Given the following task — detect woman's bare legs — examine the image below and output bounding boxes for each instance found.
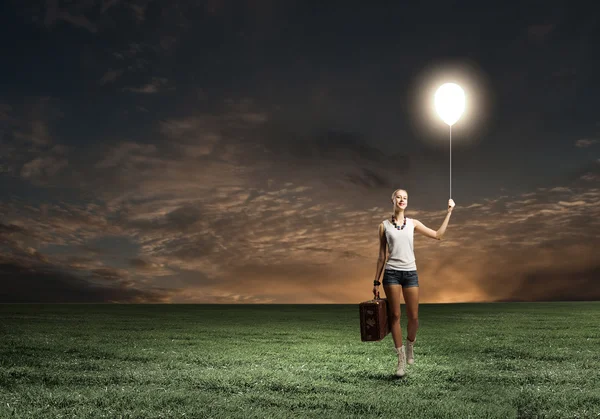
[383,284,403,348]
[402,286,419,341]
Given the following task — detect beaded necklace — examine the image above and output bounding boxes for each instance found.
[391,215,406,230]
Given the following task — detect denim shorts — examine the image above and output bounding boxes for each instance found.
[382,269,419,288]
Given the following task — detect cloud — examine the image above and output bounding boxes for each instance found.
[90,266,129,282]
[0,103,11,121]
[0,261,170,303]
[3,2,600,304]
[580,173,600,182]
[129,3,147,23]
[0,97,68,182]
[1,99,405,302]
[44,0,98,33]
[94,141,158,168]
[99,69,124,85]
[122,77,173,94]
[129,258,165,271]
[416,183,600,303]
[2,97,599,303]
[13,120,52,147]
[9,96,63,147]
[0,216,175,303]
[20,155,69,180]
[527,23,556,43]
[159,36,177,51]
[101,0,122,13]
[500,263,600,302]
[576,138,599,148]
[564,159,600,185]
[39,0,154,35]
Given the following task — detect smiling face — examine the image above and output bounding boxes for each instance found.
[391,189,408,210]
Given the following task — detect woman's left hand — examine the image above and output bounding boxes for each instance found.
[448,199,455,213]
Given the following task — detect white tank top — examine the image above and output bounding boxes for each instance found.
[383,218,417,271]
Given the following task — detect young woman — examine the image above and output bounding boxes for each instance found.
[373,188,455,377]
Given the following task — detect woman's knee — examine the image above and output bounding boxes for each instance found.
[389,311,401,323]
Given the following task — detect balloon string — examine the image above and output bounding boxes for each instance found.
[449,124,452,200]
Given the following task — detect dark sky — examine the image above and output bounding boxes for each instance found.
[1,0,599,304]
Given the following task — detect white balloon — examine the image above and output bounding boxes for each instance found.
[435,83,465,126]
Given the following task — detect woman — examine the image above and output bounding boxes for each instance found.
[373,188,455,377]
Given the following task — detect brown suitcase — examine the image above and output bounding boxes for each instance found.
[359,291,391,342]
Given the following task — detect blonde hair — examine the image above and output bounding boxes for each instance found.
[390,188,408,203]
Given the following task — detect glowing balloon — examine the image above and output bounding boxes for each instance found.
[434,83,465,126]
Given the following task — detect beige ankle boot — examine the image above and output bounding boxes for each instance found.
[395,346,406,377]
[406,338,415,365]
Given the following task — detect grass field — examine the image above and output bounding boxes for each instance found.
[0,302,599,418]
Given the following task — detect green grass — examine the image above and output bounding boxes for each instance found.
[1,302,599,418]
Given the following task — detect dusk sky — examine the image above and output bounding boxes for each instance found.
[1,1,599,304]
